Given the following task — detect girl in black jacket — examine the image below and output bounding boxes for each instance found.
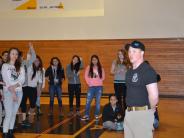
[45,57,65,117]
[102,94,124,131]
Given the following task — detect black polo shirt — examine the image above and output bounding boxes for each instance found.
[125,62,157,107]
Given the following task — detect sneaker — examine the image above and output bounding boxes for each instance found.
[115,122,124,131]
[59,112,64,118]
[81,115,89,121]
[37,107,43,116]
[8,129,14,138]
[21,120,31,127]
[76,111,80,116]
[48,112,53,117]
[67,111,74,117]
[95,116,99,121]
[59,107,64,117]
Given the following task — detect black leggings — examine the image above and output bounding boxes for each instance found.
[20,86,37,113]
[68,84,81,111]
[114,83,126,109]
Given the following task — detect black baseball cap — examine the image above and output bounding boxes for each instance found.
[129,40,145,51]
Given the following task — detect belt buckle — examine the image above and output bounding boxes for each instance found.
[135,106,148,111]
[127,107,135,111]
[132,107,136,111]
[127,107,130,111]
[127,106,148,112]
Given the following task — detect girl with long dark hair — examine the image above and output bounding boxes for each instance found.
[45,57,65,117]
[66,55,83,116]
[20,45,40,127]
[102,94,124,131]
[81,55,105,121]
[35,55,45,115]
[2,48,25,138]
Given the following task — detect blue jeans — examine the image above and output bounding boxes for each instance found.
[153,118,159,129]
[3,90,22,133]
[49,85,62,107]
[85,86,103,117]
[103,121,124,131]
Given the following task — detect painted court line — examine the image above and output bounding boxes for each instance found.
[72,114,102,138]
[14,109,85,138]
[34,109,85,138]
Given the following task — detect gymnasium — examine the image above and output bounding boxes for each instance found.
[0,0,184,138]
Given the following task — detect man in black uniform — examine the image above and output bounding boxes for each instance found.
[124,40,159,138]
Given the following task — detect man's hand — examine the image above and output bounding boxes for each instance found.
[12,93,18,102]
[147,83,159,109]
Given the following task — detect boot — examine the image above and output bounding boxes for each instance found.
[8,129,14,138]
[18,113,23,124]
[21,120,31,127]
[37,106,43,116]
[28,108,35,123]
[28,114,34,124]
[76,110,81,117]
[67,111,73,117]
[3,133,9,138]
[21,112,31,127]
[22,113,26,122]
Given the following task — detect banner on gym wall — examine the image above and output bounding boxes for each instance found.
[0,0,104,18]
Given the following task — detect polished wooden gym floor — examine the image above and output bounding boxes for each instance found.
[0,97,184,138]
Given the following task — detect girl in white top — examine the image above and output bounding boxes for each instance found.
[20,43,38,127]
[20,55,41,126]
[35,55,45,115]
[1,48,25,138]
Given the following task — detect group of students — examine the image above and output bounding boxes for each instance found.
[0,43,104,138]
[0,44,46,138]
[0,41,159,138]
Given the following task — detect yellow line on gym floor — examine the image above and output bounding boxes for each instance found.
[72,114,102,138]
[14,133,73,138]
[42,109,85,134]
